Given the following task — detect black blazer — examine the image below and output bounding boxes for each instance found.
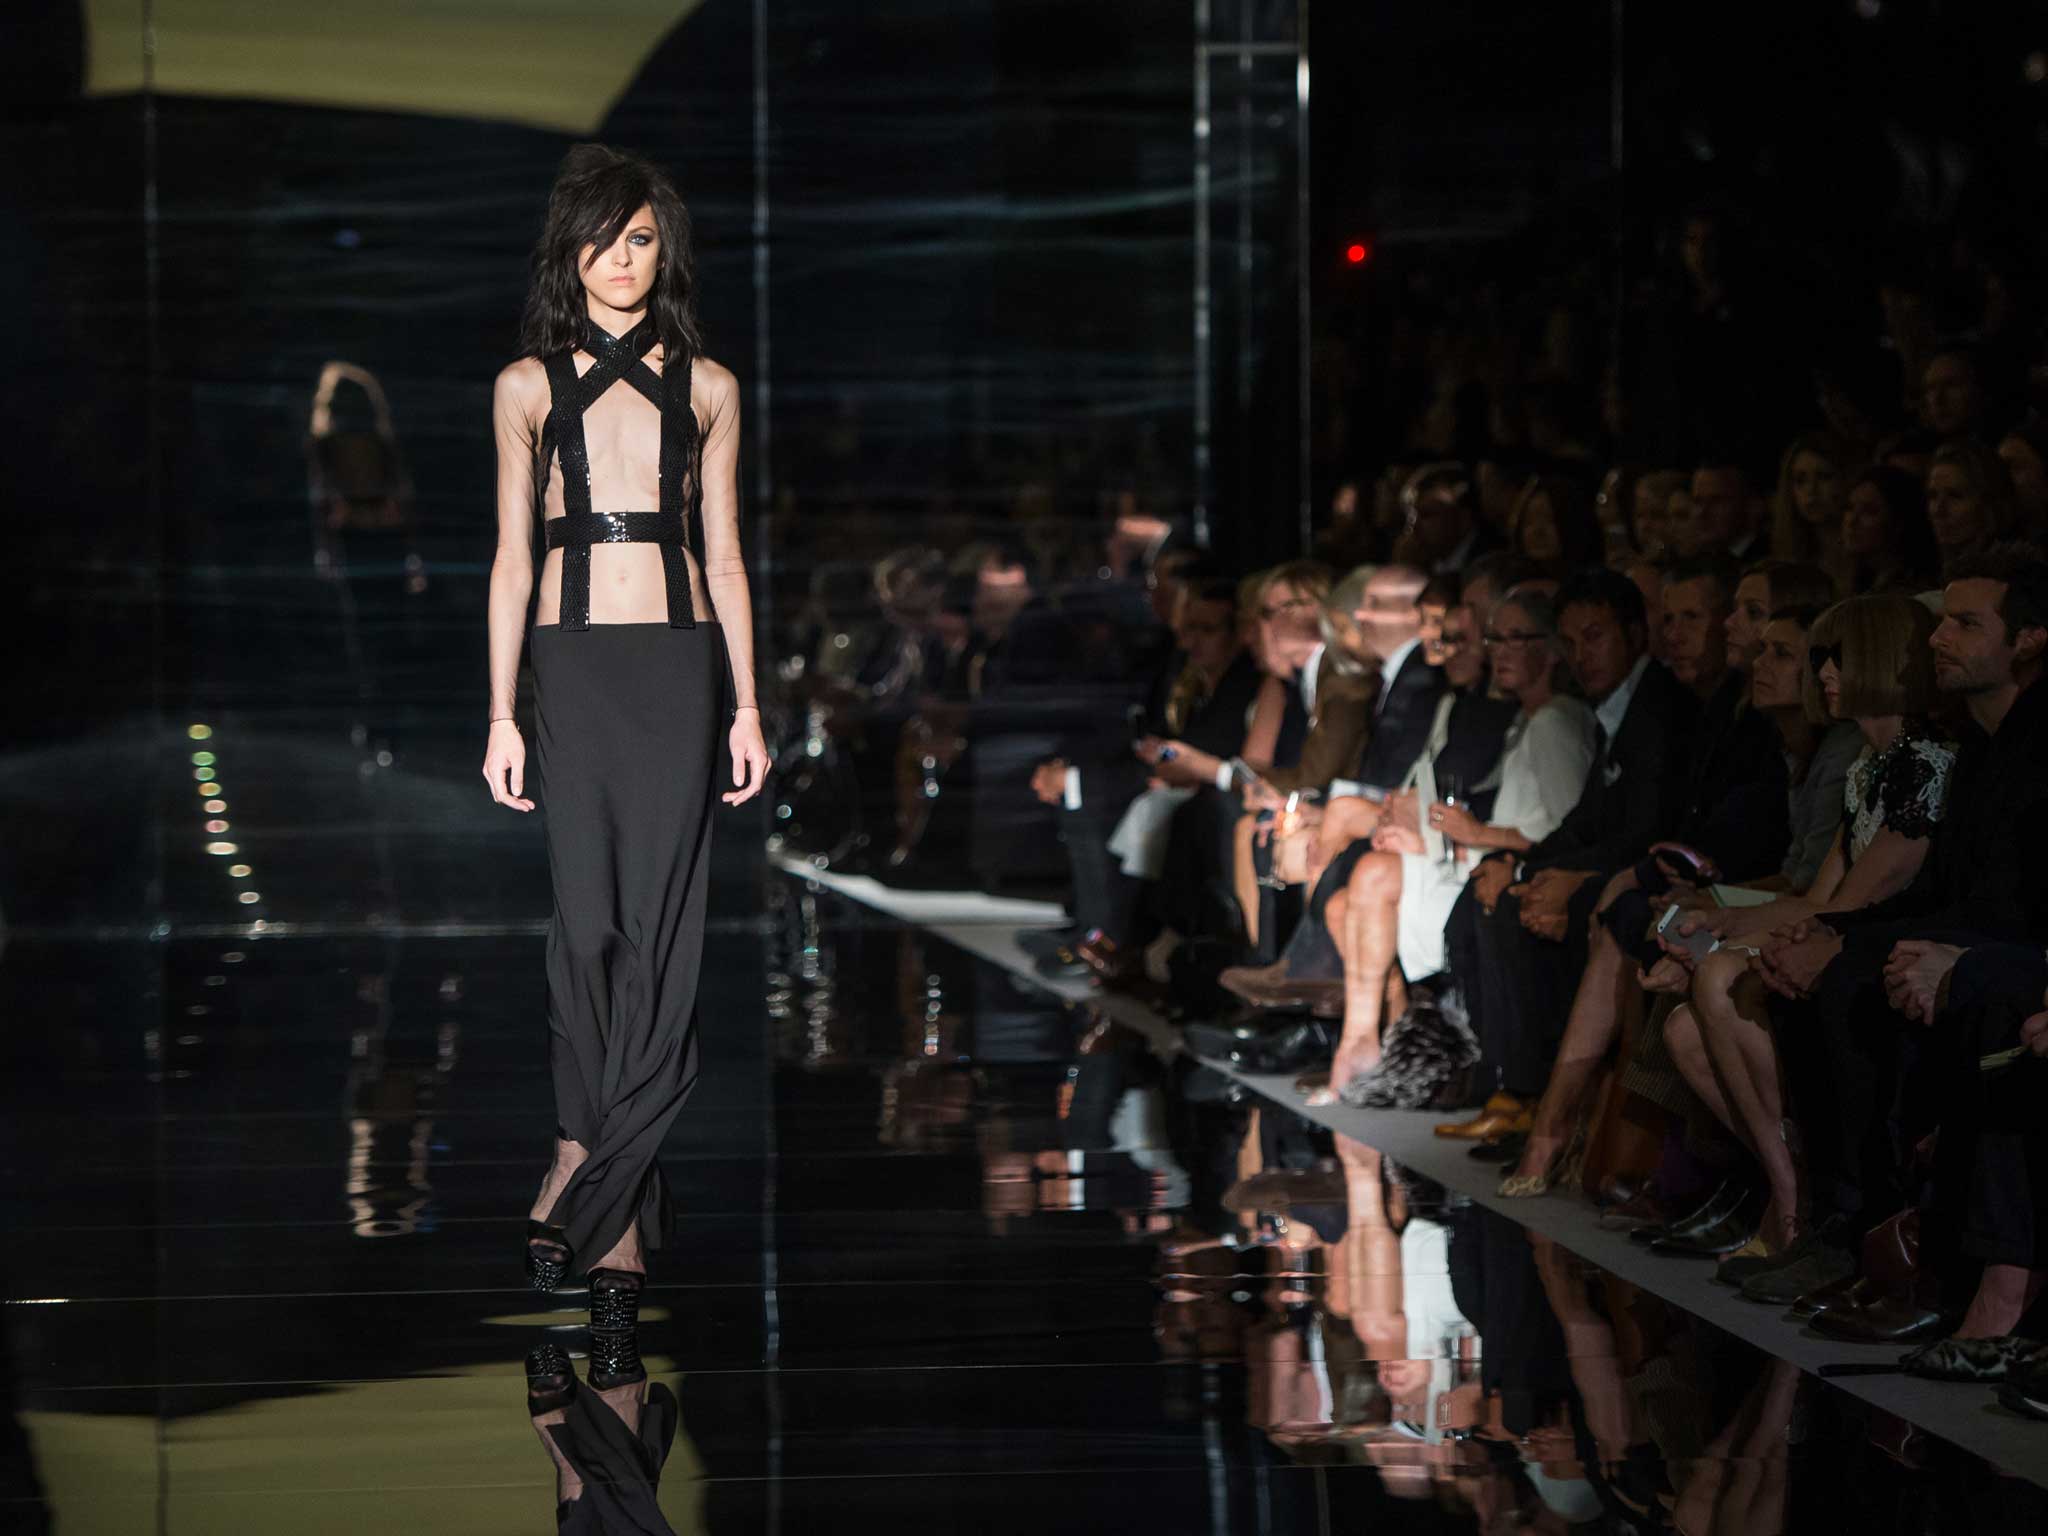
[1671,670,1790,882]
[1354,644,1448,793]
[1525,658,1698,876]
[1827,679,2048,943]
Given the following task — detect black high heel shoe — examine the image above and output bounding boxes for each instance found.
[586,1267,647,1390]
[525,1340,579,1416]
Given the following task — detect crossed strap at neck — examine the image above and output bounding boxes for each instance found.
[572,315,662,409]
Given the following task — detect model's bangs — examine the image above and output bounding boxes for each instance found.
[571,171,653,263]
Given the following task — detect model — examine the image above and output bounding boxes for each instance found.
[482,142,767,1524]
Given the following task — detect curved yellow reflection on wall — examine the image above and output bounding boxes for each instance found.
[84,1,701,135]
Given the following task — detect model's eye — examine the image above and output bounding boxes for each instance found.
[630,233,653,246]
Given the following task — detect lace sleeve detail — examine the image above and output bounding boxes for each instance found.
[1875,737,1955,840]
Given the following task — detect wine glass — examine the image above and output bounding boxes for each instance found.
[1437,771,1465,866]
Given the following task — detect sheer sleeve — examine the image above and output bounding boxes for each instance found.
[486,359,542,720]
[696,360,757,710]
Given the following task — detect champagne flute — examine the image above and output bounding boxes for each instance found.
[1437,771,1465,866]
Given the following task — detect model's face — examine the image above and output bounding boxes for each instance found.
[1932,578,2018,694]
[1789,450,1844,527]
[1727,574,1771,669]
[1485,600,1550,697]
[1926,462,1987,552]
[1841,480,1891,557]
[1750,618,1808,711]
[580,202,660,315]
[1175,596,1239,676]
[1557,602,1640,700]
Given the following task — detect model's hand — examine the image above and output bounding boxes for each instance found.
[482,719,534,812]
[723,710,771,805]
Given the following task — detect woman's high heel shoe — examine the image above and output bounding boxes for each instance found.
[1497,1125,1586,1198]
[586,1267,647,1390]
[526,1340,580,1416]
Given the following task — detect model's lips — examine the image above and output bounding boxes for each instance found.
[608,275,637,284]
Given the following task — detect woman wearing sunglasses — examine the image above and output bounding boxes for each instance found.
[1647,594,1954,1286]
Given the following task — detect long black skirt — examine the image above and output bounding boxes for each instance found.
[530,620,723,1271]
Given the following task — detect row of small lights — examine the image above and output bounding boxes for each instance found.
[188,722,266,927]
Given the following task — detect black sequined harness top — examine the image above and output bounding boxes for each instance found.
[536,317,701,629]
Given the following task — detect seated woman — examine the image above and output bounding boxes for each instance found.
[1305,588,1597,1104]
[1489,568,1842,1196]
[1653,594,1953,1273]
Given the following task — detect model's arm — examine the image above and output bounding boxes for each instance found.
[482,360,541,811]
[697,361,770,804]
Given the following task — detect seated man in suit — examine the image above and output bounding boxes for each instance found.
[1030,567,1262,955]
[1221,566,1449,996]
[1437,567,1699,1143]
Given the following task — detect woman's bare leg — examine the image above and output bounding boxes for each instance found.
[1664,1003,1748,1151]
[1504,923,1631,1180]
[530,1408,585,1505]
[1232,813,1260,947]
[1309,852,1402,1102]
[1694,956,1799,1243]
[531,1136,588,1225]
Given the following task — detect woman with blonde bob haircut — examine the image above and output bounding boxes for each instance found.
[1648,593,1956,1285]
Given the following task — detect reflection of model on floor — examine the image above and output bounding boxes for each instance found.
[525,1339,680,1534]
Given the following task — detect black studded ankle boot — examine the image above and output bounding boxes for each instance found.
[586,1267,647,1389]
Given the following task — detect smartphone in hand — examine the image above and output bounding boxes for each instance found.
[1656,901,1718,962]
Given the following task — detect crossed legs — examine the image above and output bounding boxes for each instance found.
[1666,950,1801,1246]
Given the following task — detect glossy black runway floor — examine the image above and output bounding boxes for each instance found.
[8,849,2048,1531]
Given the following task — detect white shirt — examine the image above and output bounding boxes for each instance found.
[1593,652,1651,743]
[1299,642,1326,714]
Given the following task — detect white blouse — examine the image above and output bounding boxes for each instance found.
[1485,695,1598,849]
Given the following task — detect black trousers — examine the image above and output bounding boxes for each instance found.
[1057,760,1144,940]
[1446,873,1603,1100]
[1795,920,1980,1227]
[1929,943,2048,1274]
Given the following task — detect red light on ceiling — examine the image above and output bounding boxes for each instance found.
[1345,240,1372,265]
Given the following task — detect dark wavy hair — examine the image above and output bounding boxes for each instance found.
[518,143,702,361]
